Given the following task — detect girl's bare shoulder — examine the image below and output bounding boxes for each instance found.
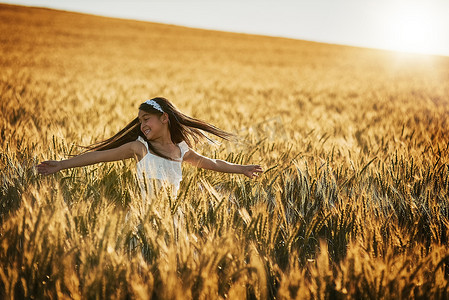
[126,140,148,160]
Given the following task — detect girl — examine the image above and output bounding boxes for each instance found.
[37,97,263,198]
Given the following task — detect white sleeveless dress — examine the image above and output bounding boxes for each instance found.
[135,136,189,199]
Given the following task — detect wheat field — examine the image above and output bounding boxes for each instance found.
[1,4,449,299]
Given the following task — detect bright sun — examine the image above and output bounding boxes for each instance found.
[383,2,443,55]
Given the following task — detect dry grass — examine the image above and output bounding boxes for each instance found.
[1,4,449,299]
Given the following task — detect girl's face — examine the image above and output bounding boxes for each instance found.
[138,110,167,140]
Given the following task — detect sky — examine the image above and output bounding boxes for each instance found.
[2,0,449,57]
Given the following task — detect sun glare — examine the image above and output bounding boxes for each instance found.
[383,2,443,55]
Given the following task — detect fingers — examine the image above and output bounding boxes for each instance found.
[37,161,51,168]
[245,165,264,179]
[252,165,264,174]
[36,165,49,175]
[38,169,54,176]
[250,172,260,179]
[36,161,55,175]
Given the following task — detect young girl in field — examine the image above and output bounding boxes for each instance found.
[37,97,263,199]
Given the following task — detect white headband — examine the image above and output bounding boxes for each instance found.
[144,99,164,113]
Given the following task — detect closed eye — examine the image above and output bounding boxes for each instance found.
[138,112,153,123]
[138,117,150,123]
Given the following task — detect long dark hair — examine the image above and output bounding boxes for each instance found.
[84,97,234,160]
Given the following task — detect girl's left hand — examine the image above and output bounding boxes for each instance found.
[242,165,263,179]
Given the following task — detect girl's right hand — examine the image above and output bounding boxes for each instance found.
[36,160,62,176]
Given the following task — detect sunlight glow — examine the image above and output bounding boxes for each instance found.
[382,2,444,55]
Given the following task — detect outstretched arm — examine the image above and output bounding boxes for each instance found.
[37,141,144,175]
[183,149,263,179]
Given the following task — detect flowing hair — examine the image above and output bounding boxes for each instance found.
[84,97,234,160]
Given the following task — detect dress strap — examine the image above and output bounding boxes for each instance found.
[178,141,190,159]
[136,136,149,151]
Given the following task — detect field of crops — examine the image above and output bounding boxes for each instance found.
[1,4,449,299]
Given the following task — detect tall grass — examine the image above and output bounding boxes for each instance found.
[1,4,449,299]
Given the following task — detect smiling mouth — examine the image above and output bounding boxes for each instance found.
[144,129,151,135]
